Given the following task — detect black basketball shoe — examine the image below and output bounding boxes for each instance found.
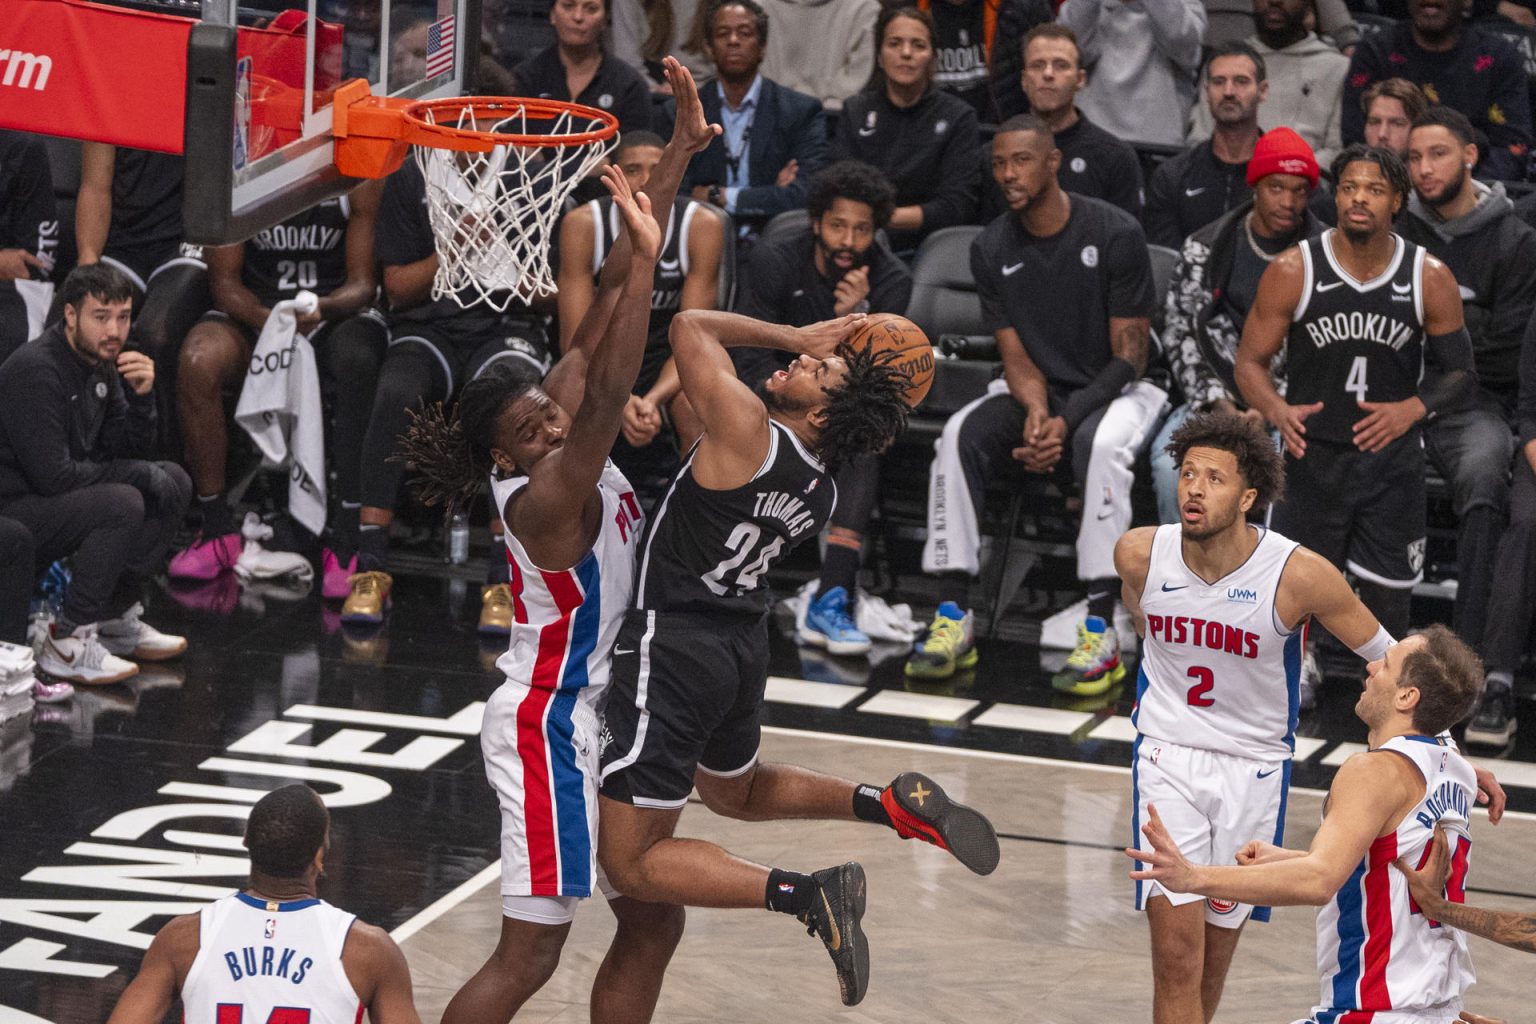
[798,861,869,1006]
[882,771,1001,875]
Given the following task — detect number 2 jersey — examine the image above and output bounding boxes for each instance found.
[1286,230,1428,446]
[181,892,360,1024]
[1132,523,1303,761]
[1311,735,1476,1022]
[636,420,836,615]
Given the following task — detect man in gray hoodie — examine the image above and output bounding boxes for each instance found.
[1399,105,1536,748]
[1186,0,1349,167]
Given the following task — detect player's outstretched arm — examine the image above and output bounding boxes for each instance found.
[1237,251,1321,458]
[1113,527,1156,639]
[1395,826,1535,952]
[106,914,198,1024]
[343,922,424,1024]
[1128,753,1408,906]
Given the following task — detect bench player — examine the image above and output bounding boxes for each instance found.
[105,784,421,1024]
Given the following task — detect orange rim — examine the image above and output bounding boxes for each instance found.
[402,96,619,150]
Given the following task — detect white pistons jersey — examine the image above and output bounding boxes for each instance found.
[491,461,643,704]
[1311,735,1476,1023]
[1133,524,1303,760]
[181,893,359,1024]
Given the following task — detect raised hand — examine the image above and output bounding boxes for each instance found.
[116,350,156,396]
[794,312,866,361]
[602,165,661,265]
[622,394,662,447]
[832,266,870,317]
[664,56,720,155]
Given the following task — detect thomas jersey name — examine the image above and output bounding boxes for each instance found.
[752,490,817,539]
[221,944,314,986]
[1145,613,1260,660]
[1300,311,1416,351]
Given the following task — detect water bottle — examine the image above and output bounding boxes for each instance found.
[447,512,470,564]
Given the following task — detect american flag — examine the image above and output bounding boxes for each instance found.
[425,15,456,79]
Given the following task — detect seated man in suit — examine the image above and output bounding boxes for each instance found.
[680,0,829,246]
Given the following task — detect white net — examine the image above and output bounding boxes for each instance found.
[412,101,616,311]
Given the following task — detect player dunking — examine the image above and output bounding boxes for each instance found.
[105,785,421,1024]
[1129,625,1486,1024]
[595,306,1000,1008]
[400,57,718,1024]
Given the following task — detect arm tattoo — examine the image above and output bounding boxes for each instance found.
[1431,901,1536,953]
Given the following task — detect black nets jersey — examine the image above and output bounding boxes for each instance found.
[241,196,350,307]
[585,195,699,353]
[635,421,836,616]
[1286,230,1427,446]
[104,149,184,273]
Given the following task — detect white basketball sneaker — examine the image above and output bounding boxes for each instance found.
[38,623,139,685]
[98,604,188,662]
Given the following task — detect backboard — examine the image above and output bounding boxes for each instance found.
[0,0,481,245]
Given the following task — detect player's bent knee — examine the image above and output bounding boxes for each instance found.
[693,765,758,820]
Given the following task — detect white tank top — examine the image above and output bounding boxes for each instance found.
[1313,735,1477,1022]
[490,461,643,704]
[1133,523,1303,760]
[182,893,360,1024]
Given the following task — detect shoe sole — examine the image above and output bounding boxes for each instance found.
[826,862,869,1007]
[342,611,385,625]
[478,623,512,638]
[903,646,977,680]
[797,627,871,656]
[103,642,187,662]
[1464,723,1516,747]
[890,771,1001,875]
[39,664,138,686]
[1051,659,1127,696]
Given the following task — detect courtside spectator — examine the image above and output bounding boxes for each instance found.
[980,23,1142,221]
[1361,78,1429,159]
[1400,106,1536,742]
[0,265,189,687]
[1056,0,1206,148]
[915,115,1166,689]
[1153,128,1325,525]
[734,161,913,654]
[1342,0,1532,181]
[0,130,57,364]
[758,0,883,112]
[1187,0,1349,167]
[680,0,829,242]
[834,6,981,253]
[168,187,386,589]
[1204,0,1358,49]
[916,0,1053,123]
[611,0,716,86]
[1145,42,1267,249]
[513,0,654,134]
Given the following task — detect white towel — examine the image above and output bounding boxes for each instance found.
[234,293,326,536]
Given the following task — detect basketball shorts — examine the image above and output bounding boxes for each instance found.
[599,609,770,809]
[1272,436,1426,589]
[1132,736,1290,928]
[481,679,603,900]
[198,310,336,350]
[101,242,205,295]
[389,320,551,396]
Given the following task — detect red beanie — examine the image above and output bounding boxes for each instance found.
[1246,127,1320,189]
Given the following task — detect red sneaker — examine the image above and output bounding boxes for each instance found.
[880,771,1000,876]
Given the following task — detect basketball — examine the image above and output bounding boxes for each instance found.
[849,313,934,407]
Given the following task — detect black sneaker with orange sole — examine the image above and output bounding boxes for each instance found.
[881,771,1000,875]
[798,861,869,1006]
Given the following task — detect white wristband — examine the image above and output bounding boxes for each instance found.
[1350,625,1395,663]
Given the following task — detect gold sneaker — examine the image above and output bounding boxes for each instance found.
[479,583,514,637]
[341,571,392,625]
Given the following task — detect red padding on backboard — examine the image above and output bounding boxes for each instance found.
[0,0,192,153]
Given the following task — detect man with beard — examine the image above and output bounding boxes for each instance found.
[1186,0,1348,168]
[1342,0,1531,182]
[1399,105,1536,747]
[1115,410,1400,1024]
[915,114,1167,686]
[734,160,912,654]
[1236,145,1475,694]
[1144,43,1268,250]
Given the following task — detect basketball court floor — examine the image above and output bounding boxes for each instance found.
[1,560,1533,1024]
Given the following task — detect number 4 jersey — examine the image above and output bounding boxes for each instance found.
[181,892,360,1024]
[1133,524,1304,761]
[636,421,836,615]
[1286,230,1428,446]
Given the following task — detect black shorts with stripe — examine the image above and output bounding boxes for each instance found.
[598,608,769,808]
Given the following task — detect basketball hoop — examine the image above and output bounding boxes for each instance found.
[332,80,619,310]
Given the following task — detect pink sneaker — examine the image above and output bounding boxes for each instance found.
[32,676,74,703]
[322,549,357,601]
[168,533,241,581]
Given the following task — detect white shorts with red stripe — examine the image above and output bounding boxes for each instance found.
[482,679,603,900]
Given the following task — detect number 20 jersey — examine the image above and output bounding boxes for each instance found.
[636,421,836,615]
[1132,524,1303,761]
[181,893,360,1024]
[1286,230,1428,446]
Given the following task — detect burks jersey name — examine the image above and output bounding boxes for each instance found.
[1144,613,1260,660]
[221,943,314,986]
[752,490,817,539]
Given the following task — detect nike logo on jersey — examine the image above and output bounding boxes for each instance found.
[1315,281,1344,293]
[1160,582,1188,592]
[1183,187,1208,197]
[858,126,877,137]
[614,647,636,657]
[1256,768,1279,779]
[1002,262,1024,276]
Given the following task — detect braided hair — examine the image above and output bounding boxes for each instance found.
[813,343,912,470]
[395,362,540,516]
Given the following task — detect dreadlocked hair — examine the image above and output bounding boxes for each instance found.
[814,342,912,470]
[394,363,540,518]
